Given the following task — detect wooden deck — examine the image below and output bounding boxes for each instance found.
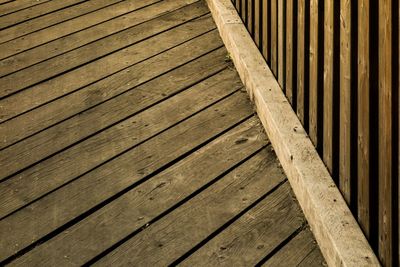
[0,1,326,266]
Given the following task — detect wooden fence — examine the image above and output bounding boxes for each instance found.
[231,0,399,266]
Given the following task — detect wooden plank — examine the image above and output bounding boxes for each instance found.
[0,40,227,150]
[0,0,187,76]
[0,0,50,16]
[296,0,306,126]
[254,0,260,47]
[1,92,256,264]
[0,0,123,45]
[8,115,263,266]
[339,0,352,205]
[261,0,269,62]
[262,228,325,267]
[0,0,86,29]
[94,153,287,266]
[309,0,319,148]
[0,0,161,59]
[248,0,253,35]
[0,68,242,219]
[323,0,334,174]
[285,0,294,105]
[277,0,284,87]
[241,0,246,20]
[378,0,393,265]
[270,0,277,75]
[180,183,309,267]
[0,15,216,122]
[357,0,371,237]
[0,0,207,94]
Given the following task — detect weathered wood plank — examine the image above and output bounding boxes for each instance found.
[285,0,294,105]
[0,40,226,150]
[277,0,284,87]
[247,0,252,34]
[0,68,242,219]
[323,0,334,174]
[262,228,325,267]
[8,115,263,266]
[0,15,215,122]
[254,0,260,47]
[261,0,269,62]
[0,0,122,49]
[180,183,308,267]
[0,0,207,94]
[0,0,191,75]
[1,92,255,264]
[309,0,320,148]
[0,0,160,59]
[0,0,86,29]
[296,0,306,126]
[0,0,50,16]
[94,152,287,266]
[357,0,371,236]
[378,0,393,265]
[339,0,352,205]
[270,0,277,75]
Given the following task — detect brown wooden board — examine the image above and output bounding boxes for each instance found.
[0,15,216,122]
[9,115,263,266]
[0,0,208,95]
[262,228,325,267]
[0,0,161,59]
[285,0,294,105]
[94,152,286,266]
[261,0,269,62]
[0,0,123,44]
[277,0,284,87]
[0,40,227,150]
[378,0,393,265]
[0,67,241,219]
[0,0,51,17]
[270,0,277,75]
[0,0,86,29]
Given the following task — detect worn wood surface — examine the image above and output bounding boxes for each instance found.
[285,0,294,105]
[0,1,324,265]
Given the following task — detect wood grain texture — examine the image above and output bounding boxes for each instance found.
[0,0,160,60]
[0,0,207,95]
[181,184,312,267]
[0,67,240,219]
[309,0,320,148]
[378,0,393,265]
[277,0,284,87]
[270,0,277,75]
[0,41,227,150]
[0,0,86,29]
[323,0,334,174]
[339,0,352,205]
[254,0,260,47]
[285,0,294,105]
[2,93,256,264]
[261,0,269,62]
[262,228,325,267]
[94,151,286,266]
[0,15,215,122]
[357,0,371,237]
[0,0,122,44]
[296,0,306,126]
[0,0,50,16]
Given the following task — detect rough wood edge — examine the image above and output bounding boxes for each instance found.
[205,0,381,266]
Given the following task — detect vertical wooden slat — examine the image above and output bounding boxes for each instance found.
[254,0,261,47]
[309,0,320,148]
[297,0,305,125]
[323,0,334,174]
[339,0,352,205]
[270,0,277,75]
[261,0,269,62]
[247,0,253,35]
[277,0,284,87]
[378,0,393,265]
[241,0,246,21]
[285,0,294,105]
[235,0,241,12]
[357,0,371,238]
